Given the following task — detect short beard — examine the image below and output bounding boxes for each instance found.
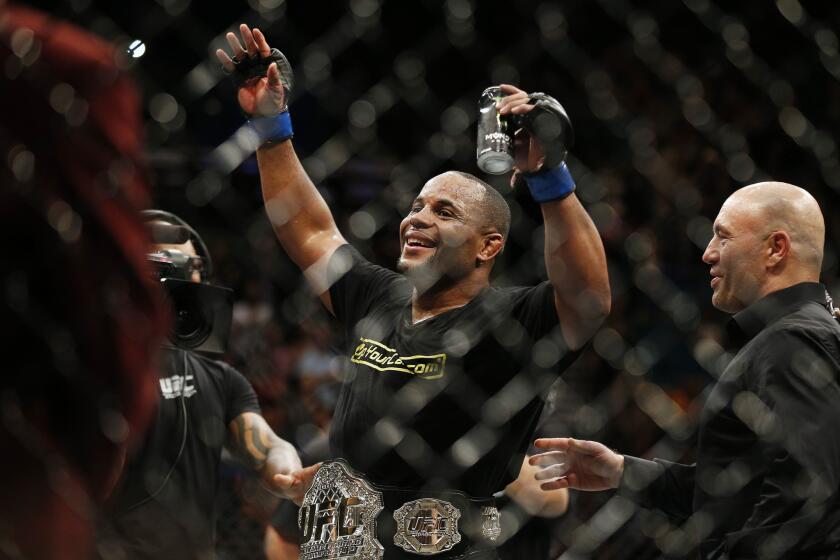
[397,255,444,294]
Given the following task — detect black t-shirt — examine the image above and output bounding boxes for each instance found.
[97,349,260,560]
[328,245,579,496]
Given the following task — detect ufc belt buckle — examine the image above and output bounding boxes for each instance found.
[393,498,462,555]
[298,461,384,560]
[480,506,501,542]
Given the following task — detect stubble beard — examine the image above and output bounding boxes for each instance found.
[712,283,744,314]
[397,252,444,294]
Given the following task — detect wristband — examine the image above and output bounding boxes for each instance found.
[248,111,294,145]
[523,162,576,203]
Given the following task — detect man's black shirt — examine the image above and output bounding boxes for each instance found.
[327,244,579,497]
[97,349,260,560]
[620,282,840,558]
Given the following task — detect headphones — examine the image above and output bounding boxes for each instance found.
[141,209,214,281]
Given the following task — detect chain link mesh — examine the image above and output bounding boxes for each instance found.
[5,0,840,558]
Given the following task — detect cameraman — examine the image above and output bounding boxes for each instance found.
[95,213,302,560]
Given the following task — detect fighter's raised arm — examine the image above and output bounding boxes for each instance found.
[217,24,346,313]
[497,85,610,350]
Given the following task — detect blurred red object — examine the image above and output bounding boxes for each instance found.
[0,5,168,559]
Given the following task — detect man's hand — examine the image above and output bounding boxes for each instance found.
[216,24,287,117]
[497,83,544,187]
[270,463,323,506]
[530,438,625,492]
[504,456,569,518]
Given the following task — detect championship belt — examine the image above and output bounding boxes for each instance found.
[298,460,385,560]
[393,498,462,555]
[299,460,502,559]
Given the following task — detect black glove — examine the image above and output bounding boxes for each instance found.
[519,92,574,170]
[226,47,294,113]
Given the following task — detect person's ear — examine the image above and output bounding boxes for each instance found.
[766,231,790,268]
[477,233,504,266]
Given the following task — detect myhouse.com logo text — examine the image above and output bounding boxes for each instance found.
[351,338,446,380]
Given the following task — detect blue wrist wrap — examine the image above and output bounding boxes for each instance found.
[523,162,576,203]
[248,111,294,145]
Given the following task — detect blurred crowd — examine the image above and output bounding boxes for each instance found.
[5,0,840,558]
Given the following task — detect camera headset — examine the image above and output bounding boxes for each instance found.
[143,210,233,356]
[142,209,214,282]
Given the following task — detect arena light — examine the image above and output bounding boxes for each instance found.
[127,39,146,58]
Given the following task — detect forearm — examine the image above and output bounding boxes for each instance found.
[230,412,302,476]
[264,438,302,478]
[541,194,610,349]
[256,141,345,272]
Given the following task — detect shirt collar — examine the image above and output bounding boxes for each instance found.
[727,282,829,346]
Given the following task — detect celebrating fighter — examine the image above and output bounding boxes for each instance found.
[217,24,609,559]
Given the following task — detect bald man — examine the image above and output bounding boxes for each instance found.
[532,183,840,558]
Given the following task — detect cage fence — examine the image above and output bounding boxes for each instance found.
[3,0,840,558]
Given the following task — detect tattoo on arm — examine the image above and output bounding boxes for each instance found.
[230,413,275,469]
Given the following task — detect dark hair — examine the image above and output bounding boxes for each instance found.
[450,171,511,241]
